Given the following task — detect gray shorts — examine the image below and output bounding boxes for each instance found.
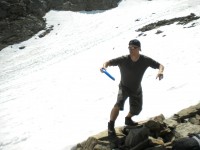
[114,85,143,115]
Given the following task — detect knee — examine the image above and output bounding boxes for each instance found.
[113,105,120,110]
[130,106,142,115]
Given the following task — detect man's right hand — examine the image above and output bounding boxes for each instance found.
[100,62,109,73]
[100,67,105,73]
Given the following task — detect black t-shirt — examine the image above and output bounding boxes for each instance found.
[109,54,160,91]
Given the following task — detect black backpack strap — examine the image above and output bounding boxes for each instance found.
[194,134,200,139]
[192,133,200,140]
[192,134,200,147]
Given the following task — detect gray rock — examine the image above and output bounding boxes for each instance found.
[174,122,200,138]
[164,119,178,129]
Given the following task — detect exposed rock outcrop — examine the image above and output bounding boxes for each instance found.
[48,0,121,11]
[0,0,48,50]
[75,102,200,150]
[0,0,121,50]
[136,13,200,37]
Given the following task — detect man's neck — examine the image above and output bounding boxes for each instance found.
[130,54,140,62]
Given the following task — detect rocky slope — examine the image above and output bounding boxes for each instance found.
[0,0,121,50]
[75,102,200,150]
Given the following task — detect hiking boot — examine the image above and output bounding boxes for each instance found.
[125,117,138,126]
[108,121,116,137]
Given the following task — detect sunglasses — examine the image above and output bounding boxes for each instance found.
[128,46,139,50]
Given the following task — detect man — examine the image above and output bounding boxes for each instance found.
[100,39,164,137]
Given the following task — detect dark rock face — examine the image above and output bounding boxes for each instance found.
[0,15,46,50]
[48,0,121,11]
[0,0,48,50]
[0,0,121,50]
[0,0,48,20]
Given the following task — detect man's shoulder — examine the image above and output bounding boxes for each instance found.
[115,54,129,60]
[109,55,129,65]
[140,54,153,61]
[121,54,129,59]
[140,54,149,59]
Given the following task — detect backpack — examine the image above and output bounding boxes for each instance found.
[172,133,200,150]
[125,126,150,148]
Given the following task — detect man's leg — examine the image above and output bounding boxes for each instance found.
[125,112,138,126]
[126,112,134,118]
[108,85,127,137]
[110,105,120,121]
[108,106,120,137]
[125,89,143,126]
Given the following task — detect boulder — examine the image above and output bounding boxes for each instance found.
[174,123,200,138]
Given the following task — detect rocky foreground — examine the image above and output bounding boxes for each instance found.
[74,102,200,150]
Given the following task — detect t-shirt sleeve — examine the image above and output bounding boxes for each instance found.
[145,56,160,69]
[109,55,127,66]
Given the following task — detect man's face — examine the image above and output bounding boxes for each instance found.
[128,45,140,54]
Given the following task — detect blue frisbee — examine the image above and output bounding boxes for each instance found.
[101,68,115,81]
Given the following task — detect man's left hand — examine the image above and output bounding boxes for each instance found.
[156,73,163,80]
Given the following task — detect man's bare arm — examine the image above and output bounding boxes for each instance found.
[156,64,164,80]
